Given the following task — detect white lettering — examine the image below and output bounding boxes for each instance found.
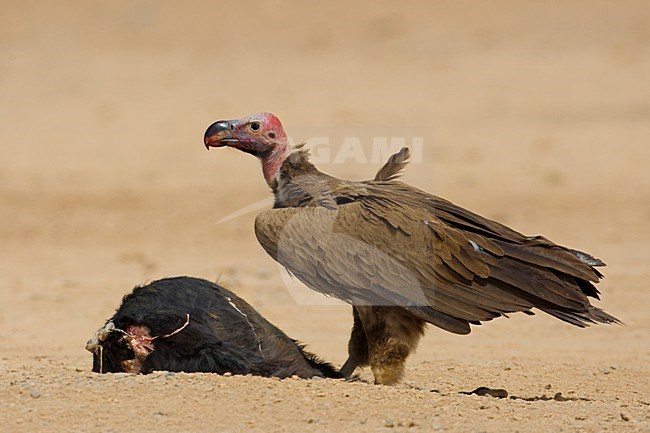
[333,137,366,164]
[307,137,331,164]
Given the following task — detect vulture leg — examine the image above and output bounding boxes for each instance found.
[339,357,358,378]
[341,306,369,377]
[355,306,426,385]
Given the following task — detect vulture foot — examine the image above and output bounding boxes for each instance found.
[372,359,405,385]
[344,374,366,383]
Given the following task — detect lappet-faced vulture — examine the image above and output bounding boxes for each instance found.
[204,112,620,385]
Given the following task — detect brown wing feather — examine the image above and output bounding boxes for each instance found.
[255,206,473,334]
[358,191,617,325]
[256,189,619,333]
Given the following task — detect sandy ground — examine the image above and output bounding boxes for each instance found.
[1,1,649,432]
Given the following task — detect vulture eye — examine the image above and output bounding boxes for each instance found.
[250,122,261,132]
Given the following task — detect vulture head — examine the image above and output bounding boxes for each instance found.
[204,112,291,188]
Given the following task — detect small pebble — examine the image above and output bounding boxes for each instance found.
[620,412,630,422]
[384,418,395,428]
[463,387,508,398]
[223,372,232,377]
[553,392,567,402]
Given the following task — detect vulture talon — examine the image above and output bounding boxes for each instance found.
[344,374,366,383]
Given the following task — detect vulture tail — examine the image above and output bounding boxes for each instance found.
[541,306,622,327]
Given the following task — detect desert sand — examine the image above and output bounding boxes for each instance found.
[1,1,649,432]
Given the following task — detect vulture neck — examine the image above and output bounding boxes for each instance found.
[270,147,318,193]
[262,143,292,190]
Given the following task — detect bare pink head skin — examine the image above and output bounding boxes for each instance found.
[204,112,291,188]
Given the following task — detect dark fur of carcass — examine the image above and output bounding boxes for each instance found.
[88,276,341,378]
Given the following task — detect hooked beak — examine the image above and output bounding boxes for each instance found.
[204,120,238,150]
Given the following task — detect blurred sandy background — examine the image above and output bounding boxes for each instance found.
[1,1,649,432]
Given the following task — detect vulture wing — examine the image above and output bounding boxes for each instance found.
[255,183,619,334]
